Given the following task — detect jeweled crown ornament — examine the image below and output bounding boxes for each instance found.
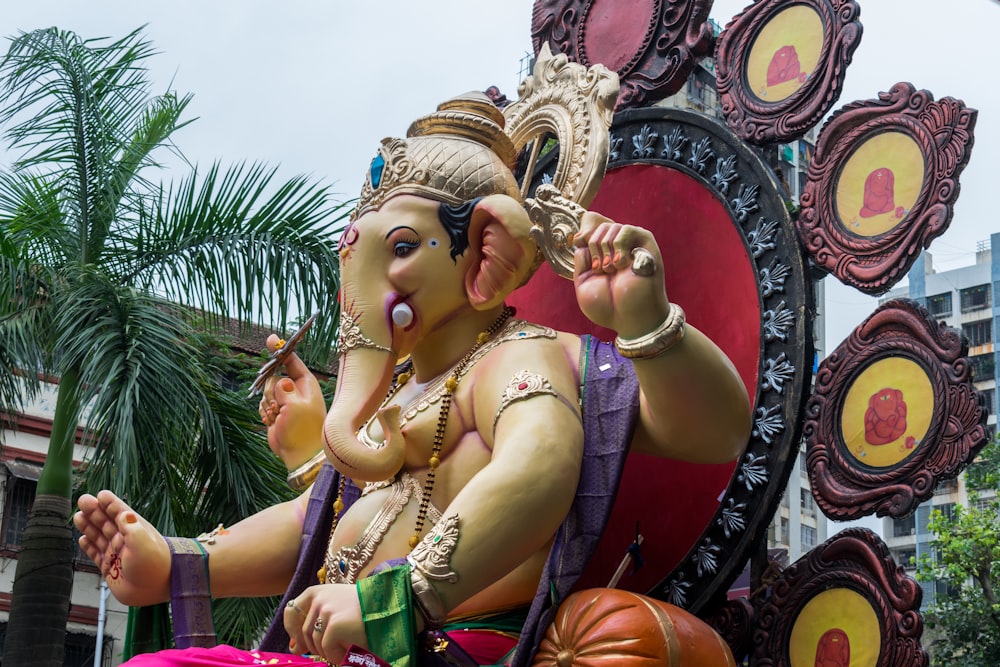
[352,93,521,222]
[352,44,620,279]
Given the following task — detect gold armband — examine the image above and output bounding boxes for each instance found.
[493,370,581,434]
[407,513,460,630]
[286,450,326,492]
[614,303,686,360]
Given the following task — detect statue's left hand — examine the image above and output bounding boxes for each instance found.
[259,334,327,468]
[284,583,367,663]
[573,212,670,338]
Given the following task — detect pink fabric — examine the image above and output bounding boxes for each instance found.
[448,629,518,665]
[122,645,324,665]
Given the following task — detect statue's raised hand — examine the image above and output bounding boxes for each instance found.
[259,334,327,469]
[74,491,171,607]
[573,212,671,339]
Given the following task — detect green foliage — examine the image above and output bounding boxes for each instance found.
[0,26,344,649]
[915,438,1000,665]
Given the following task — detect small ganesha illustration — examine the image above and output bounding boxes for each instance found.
[767,45,808,87]
[864,387,907,445]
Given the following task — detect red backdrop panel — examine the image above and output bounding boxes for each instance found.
[509,164,761,592]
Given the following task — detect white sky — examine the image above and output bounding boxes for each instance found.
[3,0,998,350]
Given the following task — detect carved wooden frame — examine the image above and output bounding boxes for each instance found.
[530,107,814,612]
[704,596,756,663]
[797,83,977,295]
[804,299,989,520]
[531,0,714,109]
[751,528,927,667]
[715,0,862,144]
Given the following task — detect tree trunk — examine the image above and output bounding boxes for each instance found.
[4,366,81,665]
[3,494,74,666]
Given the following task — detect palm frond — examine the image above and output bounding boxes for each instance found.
[0,168,78,266]
[52,275,209,530]
[212,596,284,650]
[0,27,184,265]
[121,162,347,366]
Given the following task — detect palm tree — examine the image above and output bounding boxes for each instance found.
[0,27,345,664]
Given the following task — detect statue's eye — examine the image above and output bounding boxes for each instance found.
[394,240,419,257]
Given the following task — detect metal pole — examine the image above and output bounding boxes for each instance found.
[93,579,110,667]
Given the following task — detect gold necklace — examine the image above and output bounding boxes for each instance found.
[408,306,514,548]
[318,306,515,582]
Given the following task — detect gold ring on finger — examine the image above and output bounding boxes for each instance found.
[313,617,325,633]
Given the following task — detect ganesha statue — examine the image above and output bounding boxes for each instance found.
[74,47,749,667]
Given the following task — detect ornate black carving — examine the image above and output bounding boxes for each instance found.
[805,299,989,520]
[715,0,862,144]
[797,83,977,295]
[524,107,813,616]
[618,108,811,613]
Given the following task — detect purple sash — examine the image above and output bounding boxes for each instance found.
[164,537,216,649]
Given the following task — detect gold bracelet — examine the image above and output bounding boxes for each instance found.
[286,450,326,492]
[614,303,686,360]
[408,566,447,630]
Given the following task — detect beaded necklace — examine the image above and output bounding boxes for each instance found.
[318,306,515,583]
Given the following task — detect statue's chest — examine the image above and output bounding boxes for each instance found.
[361,377,476,469]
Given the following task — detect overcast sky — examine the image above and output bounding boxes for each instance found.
[3,0,998,351]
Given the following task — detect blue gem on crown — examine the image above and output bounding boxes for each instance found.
[369,154,386,189]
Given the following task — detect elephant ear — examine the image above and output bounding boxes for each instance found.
[465,194,538,310]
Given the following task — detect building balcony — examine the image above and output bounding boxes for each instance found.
[970,343,995,356]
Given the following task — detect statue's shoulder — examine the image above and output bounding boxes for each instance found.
[474,320,586,382]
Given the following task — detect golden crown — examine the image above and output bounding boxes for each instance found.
[350,45,620,279]
[351,93,521,222]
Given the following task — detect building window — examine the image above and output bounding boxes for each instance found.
[800,488,815,517]
[963,320,993,347]
[970,353,996,381]
[0,623,114,667]
[960,284,991,313]
[2,476,35,551]
[981,387,996,416]
[892,548,916,568]
[972,497,995,512]
[801,524,817,548]
[780,517,789,543]
[936,477,959,494]
[893,514,916,537]
[926,292,953,318]
[1,468,96,571]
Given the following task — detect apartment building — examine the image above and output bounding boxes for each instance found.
[879,234,999,605]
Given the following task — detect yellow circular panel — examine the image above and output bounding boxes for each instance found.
[840,357,933,468]
[747,6,824,103]
[789,588,881,666]
[835,132,925,236]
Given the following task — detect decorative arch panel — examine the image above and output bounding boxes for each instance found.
[715,0,863,145]
[804,298,989,520]
[751,528,927,667]
[797,83,977,295]
[531,0,715,109]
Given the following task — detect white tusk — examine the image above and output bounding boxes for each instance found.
[391,302,414,328]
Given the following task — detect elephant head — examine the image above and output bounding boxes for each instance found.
[323,93,539,482]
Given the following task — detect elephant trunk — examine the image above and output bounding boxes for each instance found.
[322,314,408,483]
